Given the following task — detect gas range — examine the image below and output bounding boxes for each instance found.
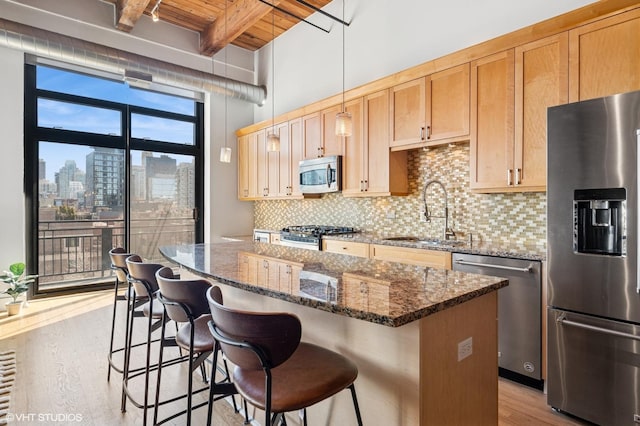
[279,225,358,250]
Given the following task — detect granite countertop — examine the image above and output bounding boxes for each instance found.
[160,241,507,328]
[323,232,547,261]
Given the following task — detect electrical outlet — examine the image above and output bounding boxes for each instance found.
[458,337,473,361]
[386,209,396,219]
[419,208,427,223]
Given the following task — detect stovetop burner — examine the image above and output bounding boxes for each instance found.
[281,225,358,237]
[279,225,358,250]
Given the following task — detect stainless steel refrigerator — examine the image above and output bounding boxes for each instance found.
[547,90,640,425]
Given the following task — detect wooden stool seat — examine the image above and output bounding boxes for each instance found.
[235,341,358,413]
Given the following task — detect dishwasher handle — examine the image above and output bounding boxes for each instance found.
[454,259,532,273]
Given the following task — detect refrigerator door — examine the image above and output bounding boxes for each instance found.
[547,90,640,323]
[548,308,640,425]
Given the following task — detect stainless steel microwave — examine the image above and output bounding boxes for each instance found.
[299,155,342,194]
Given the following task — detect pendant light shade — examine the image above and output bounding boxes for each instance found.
[335,111,352,137]
[219,146,232,163]
[267,131,280,152]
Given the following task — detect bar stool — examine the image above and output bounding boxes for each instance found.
[122,255,166,426]
[153,267,237,426]
[107,248,148,382]
[206,286,363,426]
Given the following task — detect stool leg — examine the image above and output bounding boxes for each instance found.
[107,279,120,382]
[349,384,363,426]
[121,284,136,412]
[153,309,169,426]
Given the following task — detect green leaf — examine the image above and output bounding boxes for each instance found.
[9,263,25,276]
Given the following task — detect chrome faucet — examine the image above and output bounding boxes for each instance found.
[422,179,456,240]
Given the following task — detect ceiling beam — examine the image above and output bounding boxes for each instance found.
[115,0,152,32]
[200,0,282,56]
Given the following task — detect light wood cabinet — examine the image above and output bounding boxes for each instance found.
[302,108,345,159]
[568,8,640,102]
[369,244,452,269]
[426,63,470,143]
[237,132,258,200]
[342,273,391,311]
[320,104,346,158]
[343,90,408,196]
[237,252,301,293]
[302,111,321,159]
[322,239,369,258]
[390,63,470,150]
[471,34,568,192]
[288,117,304,197]
[514,34,568,191]
[470,50,515,191]
[390,77,426,147]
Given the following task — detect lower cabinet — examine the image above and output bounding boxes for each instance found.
[237,252,302,293]
[342,272,391,311]
[322,240,370,258]
[369,244,452,269]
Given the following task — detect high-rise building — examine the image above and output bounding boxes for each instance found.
[176,161,195,209]
[55,160,84,199]
[39,158,46,180]
[145,154,176,201]
[85,148,125,212]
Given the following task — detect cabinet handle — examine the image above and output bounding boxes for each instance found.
[426,125,431,140]
[363,180,368,191]
[507,169,513,186]
[420,127,425,141]
[515,168,521,185]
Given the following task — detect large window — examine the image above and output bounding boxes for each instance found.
[25,64,204,295]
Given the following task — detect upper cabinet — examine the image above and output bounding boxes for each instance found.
[470,33,569,192]
[390,63,470,150]
[469,50,515,191]
[343,91,408,197]
[514,34,569,191]
[426,64,470,143]
[237,132,258,200]
[302,107,345,159]
[568,8,640,102]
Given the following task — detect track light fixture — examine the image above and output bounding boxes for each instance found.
[151,0,162,22]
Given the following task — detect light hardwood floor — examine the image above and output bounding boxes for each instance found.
[0,291,587,425]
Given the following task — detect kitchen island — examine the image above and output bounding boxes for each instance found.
[160,241,508,425]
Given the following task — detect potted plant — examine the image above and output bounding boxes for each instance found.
[1,262,37,316]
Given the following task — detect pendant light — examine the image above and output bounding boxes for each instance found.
[219,1,232,163]
[335,0,352,137]
[267,7,280,152]
[151,0,161,22]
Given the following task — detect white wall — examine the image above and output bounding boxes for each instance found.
[254,0,596,121]
[0,46,26,267]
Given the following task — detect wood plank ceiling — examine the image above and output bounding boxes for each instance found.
[105,0,332,56]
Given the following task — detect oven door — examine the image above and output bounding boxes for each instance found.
[279,238,319,251]
[299,155,342,194]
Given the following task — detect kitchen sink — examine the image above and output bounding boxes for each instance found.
[382,236,420,242]
[383,236,464,247]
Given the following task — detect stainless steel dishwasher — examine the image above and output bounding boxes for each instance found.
[452,253,542,388]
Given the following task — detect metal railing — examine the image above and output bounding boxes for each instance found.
[37,218,194,290]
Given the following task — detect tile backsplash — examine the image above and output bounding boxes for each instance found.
[255,143,546,247]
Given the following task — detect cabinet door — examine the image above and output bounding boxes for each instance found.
[321,105,346,158]
[237,133,258,199]
[270,121,289,197]
[568,8,640,102]
[365,90,396,195]
[470,50,515,191]
[288,117,304,197]
[342,98,365,196]
[427,63,470,143]
[302,112,322,159]
[515,34,568,191]
[390,77,427,147]
[255,129,268,197]
[237,134,250,200]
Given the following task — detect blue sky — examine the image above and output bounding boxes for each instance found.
[37,66,196,181]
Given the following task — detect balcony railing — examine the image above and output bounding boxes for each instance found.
[37,218,194,290]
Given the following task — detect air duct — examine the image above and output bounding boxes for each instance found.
[0,17,267,106]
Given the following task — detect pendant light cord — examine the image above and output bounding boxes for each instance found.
[341,0,345,113]
[272,7,276,134]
